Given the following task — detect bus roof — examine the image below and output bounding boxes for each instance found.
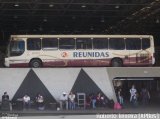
[10,34,153,38]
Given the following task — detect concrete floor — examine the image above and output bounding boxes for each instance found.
[1,100,160,119]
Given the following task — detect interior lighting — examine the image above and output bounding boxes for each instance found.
[81,5,86,8]
[115,5,119,9]
[49,4,54,7]
[14,3,19,7]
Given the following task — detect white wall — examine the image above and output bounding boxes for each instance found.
[0,68,30,101]
[0,68,117,102]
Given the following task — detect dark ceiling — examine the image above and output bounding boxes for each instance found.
[0,0,159,40]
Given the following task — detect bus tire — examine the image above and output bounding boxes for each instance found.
[111,58,123,67]
[30,59,42,68]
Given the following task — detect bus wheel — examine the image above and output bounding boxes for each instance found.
[111,58,123,67]
[30,59,42,68]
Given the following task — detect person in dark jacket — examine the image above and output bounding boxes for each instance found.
[1,92,11,111]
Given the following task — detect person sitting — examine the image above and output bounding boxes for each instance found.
[23,94,31,110]
[2,92,9,101]
[86,94,92,109]
[1,92,11,111]
[36,94,45,110]
[100,94,107,107]
[59,92,68,110]
[96,92,102,107]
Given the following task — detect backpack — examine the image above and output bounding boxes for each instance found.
[114,102,122,110]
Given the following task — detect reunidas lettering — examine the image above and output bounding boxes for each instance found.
[73,52,109,58]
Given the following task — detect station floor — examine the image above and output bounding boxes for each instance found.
[1,103,160,117]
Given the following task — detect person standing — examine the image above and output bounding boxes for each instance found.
[91,93,97,109]
[117,88,124,106]
[141,87,150,105]
[129,85,137,106]
[68,92,76,110]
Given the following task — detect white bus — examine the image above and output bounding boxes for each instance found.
[4,35,155,67]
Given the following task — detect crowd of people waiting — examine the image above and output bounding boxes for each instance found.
[59,91,108,110]
[1,85,150,111]
[1,92,45,111]
[0,91,109,111]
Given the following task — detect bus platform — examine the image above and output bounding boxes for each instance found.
[1,103,160,117]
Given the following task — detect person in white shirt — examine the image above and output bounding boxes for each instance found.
[23,94,31,109]
[68,92,76,110]
[130,85,137,105]
[59,92,68,110]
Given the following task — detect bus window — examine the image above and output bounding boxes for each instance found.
[93,38,108,49]
[76,38,92,49]
[27,38,41,50]
[142,38,150,50]
[126,38,141,50]
[59,38,75,50]
[42,38,58,50]
[10,40,25,56]
[109,38,125,50]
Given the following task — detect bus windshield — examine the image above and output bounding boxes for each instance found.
[10,40,25,56]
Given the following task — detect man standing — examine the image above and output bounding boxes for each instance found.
[141,87,150,105]
[68,92,76,110]
[130,85,137,106]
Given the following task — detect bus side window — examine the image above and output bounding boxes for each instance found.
[126,38,141,50]
[59,38,75,50]
[42,38,58,50]
[76,38,92,49]
[109,38,125,50]
[142,38,150,50]
[93,38,108,49]
[27,38,41,50]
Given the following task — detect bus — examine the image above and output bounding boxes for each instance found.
[4,35,155,67]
